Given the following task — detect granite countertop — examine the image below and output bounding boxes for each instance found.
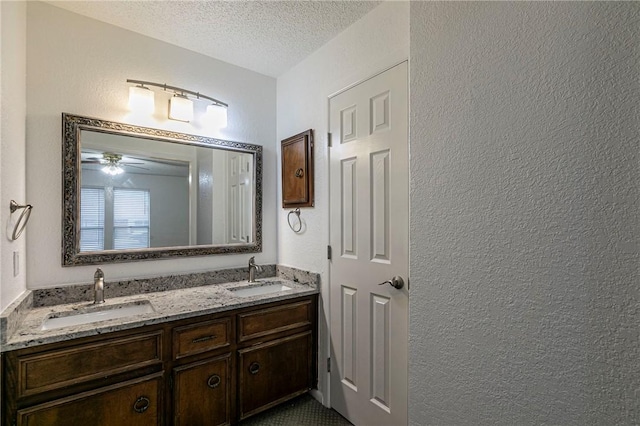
[2,278,318,352]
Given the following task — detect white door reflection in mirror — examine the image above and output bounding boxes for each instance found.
[196,148,253,245]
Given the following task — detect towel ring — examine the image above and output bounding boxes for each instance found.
[10,200,33,241]
[287,208,302,233]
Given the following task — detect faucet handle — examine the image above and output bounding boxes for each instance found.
[94,268,104,279]
[248,256,255,266]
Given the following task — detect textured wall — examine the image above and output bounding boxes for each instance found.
[277,1,409,404]
[1,1,27,312]
[25,2,276,289]
[409,2,639,424]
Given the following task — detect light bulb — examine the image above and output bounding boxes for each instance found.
[101,164,124,175]
[128,85,154,115]
[206,104,228,128]
[169,94,193,122]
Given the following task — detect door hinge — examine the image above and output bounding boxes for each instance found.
[327,245,332,260]
[327,357,331,373]
[328,132,332,148]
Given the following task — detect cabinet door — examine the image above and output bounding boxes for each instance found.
[17,373,162,426]
[173,354,231,426]
[238,331,312,419]
[281,129,314,208]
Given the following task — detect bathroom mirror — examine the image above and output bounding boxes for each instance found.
[62,113,262,266]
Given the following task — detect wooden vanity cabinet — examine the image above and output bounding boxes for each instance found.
[236,298,317,420]
[238,331,313,419]
[2,328,165,426]
[169,315,235,426]
[2,294,317,426]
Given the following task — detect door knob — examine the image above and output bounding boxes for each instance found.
[378,276,404,289]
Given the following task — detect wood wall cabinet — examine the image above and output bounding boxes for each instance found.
[281,130,314,208]
[2,295,317,426]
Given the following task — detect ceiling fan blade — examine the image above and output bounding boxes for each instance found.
[128,155,188,166]
[124,164,150,171]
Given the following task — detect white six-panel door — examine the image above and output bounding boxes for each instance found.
[227,151,253,244]
[329,62,408,426]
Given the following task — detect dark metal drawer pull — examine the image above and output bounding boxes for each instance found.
[207,374,221,389]
[133,396,150,413]
[249,362,260,375]
[192,335,216,343]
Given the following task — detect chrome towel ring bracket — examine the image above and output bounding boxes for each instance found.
[287,208,303,233]
[9,200,33,241]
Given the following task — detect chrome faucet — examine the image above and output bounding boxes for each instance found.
[248,256,262,283]
[93,268,105,304]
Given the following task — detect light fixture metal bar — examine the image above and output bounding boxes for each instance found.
[126,79,228,108]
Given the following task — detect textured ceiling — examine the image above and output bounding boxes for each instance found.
[46,1,381,77]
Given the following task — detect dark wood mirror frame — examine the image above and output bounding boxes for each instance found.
[62,113,262,266]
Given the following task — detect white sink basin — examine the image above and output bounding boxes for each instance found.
[41,300,154,331]
[230,283,292,298]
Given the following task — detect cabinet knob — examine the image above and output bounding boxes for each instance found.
[133,396,150,413]
[295,168,304,178]
[248,362,260,375]
[207,374,221,389]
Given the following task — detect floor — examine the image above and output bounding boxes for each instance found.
[240,394,352,426]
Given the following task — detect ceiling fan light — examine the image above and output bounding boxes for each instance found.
[206,103,228,128]
[169,94,193,122]
[101,164,124,176]
[128,85,155,115]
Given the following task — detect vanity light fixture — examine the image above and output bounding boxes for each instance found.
[126,79,228,125]
[206,103,228,128]
[169,93,194,122]
[128,84,155,115]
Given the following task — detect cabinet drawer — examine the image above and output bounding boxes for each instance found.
[17,372,163,426]
[173,318,231,359]
[17,331,163,398]
[238,331,312,419]
[238,300,312,342]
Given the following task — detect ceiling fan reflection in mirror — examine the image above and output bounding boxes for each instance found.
[81,151,190,177]
[81,152,148,175]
